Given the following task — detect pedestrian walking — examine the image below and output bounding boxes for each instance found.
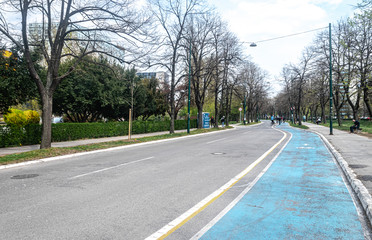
[221,116,225,128]
[211,116,215,127]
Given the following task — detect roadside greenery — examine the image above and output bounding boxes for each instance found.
[0,120,198,147]
[289,122,309,130]
[239,121,261,126]
[319,120,372,134]
[0,48,38,113]
[0,127,229,165]
[54,59,167,122]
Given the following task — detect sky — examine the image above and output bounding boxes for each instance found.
[208,0,361,95]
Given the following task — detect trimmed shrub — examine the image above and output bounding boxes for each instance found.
[0,119,197,147]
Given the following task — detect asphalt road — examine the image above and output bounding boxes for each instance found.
[0,122,286,240]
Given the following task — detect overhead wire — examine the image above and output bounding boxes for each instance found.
[243,26,328,44]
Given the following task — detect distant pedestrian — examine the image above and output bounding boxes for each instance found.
[316,118,321,125]
[211,116,215,127]
[221,116,225,128]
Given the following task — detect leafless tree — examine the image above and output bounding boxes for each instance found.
[210,17,228,127]
[350,12,372,118]
[218,32,242,126]
[0,0,153,148]
[236,60,268,123]
[149,0,205,133]
[288,48,315,125]
[184,12,217,128]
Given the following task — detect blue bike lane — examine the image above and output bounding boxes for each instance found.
[195,124,366,239]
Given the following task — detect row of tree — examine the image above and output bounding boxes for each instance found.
[0,0,270,149]
[149,0,270,129]
[274,3,372,125]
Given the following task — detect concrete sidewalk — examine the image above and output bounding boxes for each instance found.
[302,122,372,226]
[0,129,192,156]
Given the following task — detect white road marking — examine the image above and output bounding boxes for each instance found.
[145,129,288,240]
[191,128,291,239]
[69,156,154,179]
[206,138,228,144]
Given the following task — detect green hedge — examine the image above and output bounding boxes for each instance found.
[0,119,197,147]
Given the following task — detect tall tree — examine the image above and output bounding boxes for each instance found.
[0,0,151,148]
[149,0,205,133]
[185,12,216,128]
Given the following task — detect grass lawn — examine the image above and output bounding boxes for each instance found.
[0,127,232,166]
[289,122,309,129]
[319,119,372,134]
[239,121,261,126]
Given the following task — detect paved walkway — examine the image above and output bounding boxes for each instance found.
[0,129,192,156]
[302,122,372,228]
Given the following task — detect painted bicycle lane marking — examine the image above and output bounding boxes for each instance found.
[194,124,365,240]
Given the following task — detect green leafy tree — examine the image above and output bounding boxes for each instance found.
[53,57,128,122]
[137,77,167,120]
[0,48,38,113]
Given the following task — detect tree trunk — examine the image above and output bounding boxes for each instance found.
[214,87,219,128]
[363,87,372,117]
[197,107,203,129]
[40,93,53,149]
[169,61,176,134]
[321,105,326,124]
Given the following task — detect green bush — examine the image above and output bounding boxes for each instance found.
[1,109,41,147]
[4,108,39,127]
[0,119,197,147]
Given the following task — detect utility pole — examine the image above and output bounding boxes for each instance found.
[329,23,333,135]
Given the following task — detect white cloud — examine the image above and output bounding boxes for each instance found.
[224,0,327,38]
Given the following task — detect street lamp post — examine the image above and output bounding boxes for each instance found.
[329,23,333,135]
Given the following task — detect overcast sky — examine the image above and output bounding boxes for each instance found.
[208,0,360,95]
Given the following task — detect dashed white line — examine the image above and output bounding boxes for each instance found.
[69,156,154,179]
[206,138,228,144]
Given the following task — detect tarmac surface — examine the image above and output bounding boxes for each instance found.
[1,122,372,229]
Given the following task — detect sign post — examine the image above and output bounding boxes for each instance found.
[202,112,210,128]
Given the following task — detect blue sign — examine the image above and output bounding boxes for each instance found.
[202,112,210,128]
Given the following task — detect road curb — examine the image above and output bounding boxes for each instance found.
[311,130,372,227]
[0,127,238,171]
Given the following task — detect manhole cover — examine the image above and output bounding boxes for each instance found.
[212,152,226,155]
[11,174,39,179]
[357,175,372,182]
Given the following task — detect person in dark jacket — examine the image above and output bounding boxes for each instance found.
[350,119,360,133]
